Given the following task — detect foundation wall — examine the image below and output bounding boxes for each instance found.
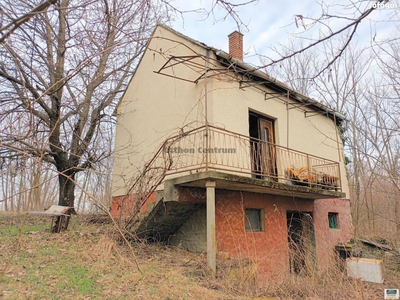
[171,188,353,283]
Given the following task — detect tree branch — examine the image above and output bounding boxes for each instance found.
[0,0,58,43]
[262,0,385,70]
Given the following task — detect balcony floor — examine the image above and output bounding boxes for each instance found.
[164,171,346,200]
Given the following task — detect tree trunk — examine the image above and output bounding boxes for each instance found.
[53,171,76,233]
[58,172,76,207]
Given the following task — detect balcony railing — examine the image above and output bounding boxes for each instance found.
[156,125,341,191]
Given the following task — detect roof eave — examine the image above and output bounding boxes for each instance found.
[214,50,346,123]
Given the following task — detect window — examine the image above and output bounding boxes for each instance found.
[245,208,263,232]
[328,212,339,229]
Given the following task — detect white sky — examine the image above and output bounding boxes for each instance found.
[170,0,400,66]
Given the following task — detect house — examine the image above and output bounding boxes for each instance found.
[111,24,353,285]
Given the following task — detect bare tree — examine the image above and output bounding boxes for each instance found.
[0,0,57,43]
[0,0,260,227]
[260,0,397,77]
[266,39,320,96]
[0,0,169,222]
[360,36,400,234]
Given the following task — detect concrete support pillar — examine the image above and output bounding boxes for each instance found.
[206,181,216,276]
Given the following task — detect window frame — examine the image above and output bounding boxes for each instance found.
[328,212,339,229]
[245,208,264,232]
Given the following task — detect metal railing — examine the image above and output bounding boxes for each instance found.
[157,125,341,191]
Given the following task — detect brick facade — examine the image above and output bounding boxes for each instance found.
[170,188,353,284]
[111,192,157,217]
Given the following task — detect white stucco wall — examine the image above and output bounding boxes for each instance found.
[111,25,349,198]
[210,77,349,195]
[112,26,211,196]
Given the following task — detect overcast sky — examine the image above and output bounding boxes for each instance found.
[170,0,399,66]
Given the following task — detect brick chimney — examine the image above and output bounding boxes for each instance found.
[228,31,244,61]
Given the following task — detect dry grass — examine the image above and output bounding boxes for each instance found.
[0,213,230,300]
[0,212,399,299]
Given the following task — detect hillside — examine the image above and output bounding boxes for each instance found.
[0,213,399,299]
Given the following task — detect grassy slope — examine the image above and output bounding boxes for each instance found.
[0,213,399,300]
[0,214,231,300]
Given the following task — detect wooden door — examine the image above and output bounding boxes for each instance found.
[249,113,277,179]
[259,118,276,178]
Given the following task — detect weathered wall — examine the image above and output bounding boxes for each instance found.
[215,190,310,282]
[216,191,353,283]
[171,188,353,284]
[169,206,207,252]
[110,192,157,217]
[313,198,353,268]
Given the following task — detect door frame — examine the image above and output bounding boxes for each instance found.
[249,111,277,179]
[286,211,316,274]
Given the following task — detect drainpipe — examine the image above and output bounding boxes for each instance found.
[287,90,290,148]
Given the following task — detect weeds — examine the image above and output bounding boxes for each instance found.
[0,213,399,299]
[0,214,231,299]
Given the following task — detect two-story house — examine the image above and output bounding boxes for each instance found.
[111,24,353,285]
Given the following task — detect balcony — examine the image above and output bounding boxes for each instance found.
[127,125,345,207]
[151,125,342,196]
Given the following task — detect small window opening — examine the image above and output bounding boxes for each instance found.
[328,212,339,229]
[245,208,263,232]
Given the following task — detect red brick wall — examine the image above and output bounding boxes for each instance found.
[215,191,312,281]
[313,198,353,268]
[113,187,353,285]
[110,192,156,217]
[213,190,353,283]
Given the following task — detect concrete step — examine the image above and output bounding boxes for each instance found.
[134,201,204,241]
